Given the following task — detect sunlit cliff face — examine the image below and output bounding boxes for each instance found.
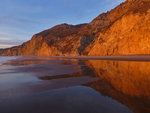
[84,60,150,113]
[1,0,150,56]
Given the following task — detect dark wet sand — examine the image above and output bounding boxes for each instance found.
[47,55,150,61]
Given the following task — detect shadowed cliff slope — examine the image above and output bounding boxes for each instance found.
[1,0,150,56]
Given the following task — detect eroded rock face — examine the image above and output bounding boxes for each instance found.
[1,0,150,56]
[88,0,150,56]
[88,11,150,55]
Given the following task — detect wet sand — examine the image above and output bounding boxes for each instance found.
[48,55,150,61]
[0,56,150,113]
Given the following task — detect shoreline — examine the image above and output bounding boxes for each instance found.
[30,55,150,62]
[2,55,150,61]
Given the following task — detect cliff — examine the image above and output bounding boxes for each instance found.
[88,0,150,55]
[1,0,150,56]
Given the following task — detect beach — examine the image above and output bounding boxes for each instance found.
[0,56,150,113]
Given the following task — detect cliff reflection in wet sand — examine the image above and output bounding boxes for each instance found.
[84,60,150,113]
[0,57,150,113]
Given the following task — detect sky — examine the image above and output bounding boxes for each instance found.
[0,0,126,48]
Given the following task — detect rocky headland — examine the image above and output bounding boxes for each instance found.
[0,0,150,56]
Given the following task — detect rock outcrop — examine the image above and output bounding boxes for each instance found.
[1,0,150,56]
[88,0,150,55]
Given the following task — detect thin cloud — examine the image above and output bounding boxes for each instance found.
[0,16,41,26]
[0,38,24,49]
[0,44,17,49]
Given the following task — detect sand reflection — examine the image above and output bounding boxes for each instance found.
[1,57,150,113]
[84,60,150,113]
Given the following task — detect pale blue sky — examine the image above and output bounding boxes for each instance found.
[0,0,125,48]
